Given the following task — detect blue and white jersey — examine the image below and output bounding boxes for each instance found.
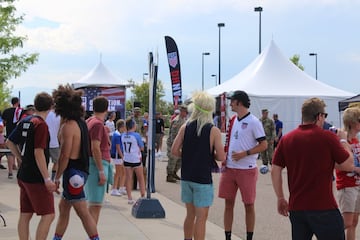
[121,131,144,163]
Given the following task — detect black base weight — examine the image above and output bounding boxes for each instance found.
[132,198,165,219]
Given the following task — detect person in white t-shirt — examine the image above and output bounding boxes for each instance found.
[46,109,61,181]
[105,111,116,139]
[218,90,267,240]
[121,118,145,204]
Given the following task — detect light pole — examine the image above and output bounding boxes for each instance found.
[202,52,210,90]
[309,53,318,80]
[254,6,263,54]
[217,23,225,85]
[211,74,217,86]
[142,72,149,83]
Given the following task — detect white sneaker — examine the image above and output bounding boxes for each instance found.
[128,199,135,205]
[110,189,122,196]
[119,188,127,195]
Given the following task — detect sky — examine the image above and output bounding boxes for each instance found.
[8,0,360,106]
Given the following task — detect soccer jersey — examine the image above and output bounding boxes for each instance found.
[111,130,124,159]
[121,131,144,164]
[336,138,360,189]
[226,113,265,169]
[8,115,50,183]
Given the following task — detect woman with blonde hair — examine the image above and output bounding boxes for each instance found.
[336,106,360,240]
[172,91,226,240]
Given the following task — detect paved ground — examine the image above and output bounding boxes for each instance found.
[155,154,292,240]
[0,159,242,240]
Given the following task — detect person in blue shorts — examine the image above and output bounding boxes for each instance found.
[171,91,226,240]
[52,84,99,240]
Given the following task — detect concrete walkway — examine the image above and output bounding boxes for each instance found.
[0,159,242,240]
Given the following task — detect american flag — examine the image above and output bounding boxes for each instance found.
[82,87,125,113]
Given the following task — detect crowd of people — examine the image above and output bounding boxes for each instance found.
[1,86,360,240]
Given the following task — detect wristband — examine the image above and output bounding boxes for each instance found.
[99,170,105,174]
[246,150,251,156]
[340,139,347,143]
[44,177,52,183]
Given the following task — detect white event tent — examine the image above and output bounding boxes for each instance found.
[72,60,127,89]
[207,40,354,133]
[72,60,128,118]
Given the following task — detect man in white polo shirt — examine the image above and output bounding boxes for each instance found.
[218,90,267,240]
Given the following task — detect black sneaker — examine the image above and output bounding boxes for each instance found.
[0,164,6,169]
[8,173,13,179]
[173,173,181,180]
[166,175,177,183]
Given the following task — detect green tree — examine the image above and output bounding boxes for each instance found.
[0,0,39,83]
[0,81,11,110]
[290,54,304,71]
[126,79,172,115]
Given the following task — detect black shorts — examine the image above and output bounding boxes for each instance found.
[124,161,142,168]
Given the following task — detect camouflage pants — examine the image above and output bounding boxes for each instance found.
[166,144,181,175]
[260,140,274,165]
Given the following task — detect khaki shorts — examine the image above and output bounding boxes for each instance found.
[337,186,360,213]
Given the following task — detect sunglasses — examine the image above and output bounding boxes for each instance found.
[319,112,328,118]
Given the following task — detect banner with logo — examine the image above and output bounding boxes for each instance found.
[220,92,226,133]
[81,87,126,118]
[164,36,182,108]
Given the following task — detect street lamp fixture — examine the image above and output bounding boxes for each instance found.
[254,6,263,54]
[217,23,225,85]
[309,53,318,80]
[202,52,210,90]
[142,72,149,83]
[211,74,217,86]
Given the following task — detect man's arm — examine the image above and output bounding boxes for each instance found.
[5,139,22,160]
[91,139,106,185]
[34,148,56,192]
[231,138,268,161]
[335,140,354,172]
[276,127,283,142]
[271,164,288,217]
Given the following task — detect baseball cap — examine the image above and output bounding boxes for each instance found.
[68,173,85,196]
[262,109,268,113]
[226,90,250,108]
[179,104,188,112]
[174,109,180,114]
[24,104,35,111]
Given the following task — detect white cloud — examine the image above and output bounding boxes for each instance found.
[9,0,360,100]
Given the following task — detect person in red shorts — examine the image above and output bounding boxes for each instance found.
[218,90,267,240]
[6,92,56,240]
[271,97,355,240]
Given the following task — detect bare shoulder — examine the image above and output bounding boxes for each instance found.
[210,126,221,136]
[61,120,80,134]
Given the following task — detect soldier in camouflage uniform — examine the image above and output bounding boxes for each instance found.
[166,105,188,183]
[260,109,276,166]
[133,107,145,138]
